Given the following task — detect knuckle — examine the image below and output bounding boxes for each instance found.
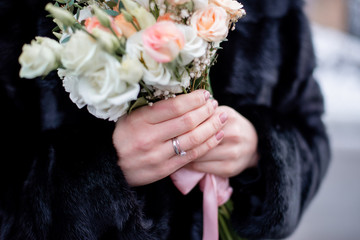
[169,100,182,116]
[211,117,222,131]
[134,137,152,152]
[205,138,217,150]
[187,149,199,161]
[189,133,202,146]
[182,114,196,129]
[194,91,206,106]
[205,102,214,116]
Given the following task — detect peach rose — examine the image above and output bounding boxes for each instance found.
[85,16,122,36]
[191,4,229,42]
[157,13,173,22]
[142,21,185,63]
[114,14,137,38]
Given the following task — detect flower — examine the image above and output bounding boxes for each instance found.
[45,3,76,27]
[122,0,156,29]
[191,4,229,42]
[126,32,172,86]
[177,25,208,65]
[85,16,122,36]
[192,0,209,10]
[64,53,140,121]
[142,21,185,63]
[118,55,144,84]
[114,14,137,38]
[19,37,63,79]
[209,0,245,20]
[167,0,191,6]
[60,31,106,75]
[91,5,112,28]
[91,28,121,52]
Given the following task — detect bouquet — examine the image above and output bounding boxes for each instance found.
[19,0,246,239]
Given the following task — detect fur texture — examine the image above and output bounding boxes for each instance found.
[0,0,330,239]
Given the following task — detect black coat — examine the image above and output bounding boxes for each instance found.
[0,0,331,239]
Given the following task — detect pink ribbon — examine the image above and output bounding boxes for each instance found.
[171,168,233,240]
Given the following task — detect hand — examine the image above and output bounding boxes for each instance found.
[185,106,259,178]
[112,90,228,186]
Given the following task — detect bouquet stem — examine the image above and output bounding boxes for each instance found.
[218,200,246,240]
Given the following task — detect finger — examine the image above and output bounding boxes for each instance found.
[185,158,246,178]
[191,144,237,162]
[156,99,218,141]
[137,89,211,124]
[159,110,227,158]
[164,131,225,174]
[176,111,227,151]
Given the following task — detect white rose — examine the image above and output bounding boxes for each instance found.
[153,67,190,93]
[76,53,140,121]
[58,69,86,109]
[177,25,208,65]
[61,31,106,75]
[118,56,144,84]
[142,52,172,86]
[126,32,172,86]
[209,0,245,19]
[19,37,62,79]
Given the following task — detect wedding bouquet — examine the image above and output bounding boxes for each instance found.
[19,0,246,239]
[19,0,245,121]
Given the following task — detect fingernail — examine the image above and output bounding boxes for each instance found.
[215,131,224,141]
[204,91,210,101]
[219,112,228,124]
[212,100,218,109]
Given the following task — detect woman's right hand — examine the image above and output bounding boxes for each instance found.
[112,90,228,186]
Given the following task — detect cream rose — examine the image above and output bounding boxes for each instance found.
[61,31,106,75]
[19,37,62,79]
[72,53,140,121]
[191,4,229,42]
[142,21,185,63]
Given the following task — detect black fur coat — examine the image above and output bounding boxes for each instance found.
[0,0,330,239]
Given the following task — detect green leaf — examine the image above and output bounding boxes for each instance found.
[52,25,60,32]
[128,97,148,113]
[69,0,75,7]
[60,35,71,44]
[105,9,120,16]
[106,1,118,8]
[56,0,68,4]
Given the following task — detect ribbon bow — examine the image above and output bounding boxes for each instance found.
[171,168,233,240]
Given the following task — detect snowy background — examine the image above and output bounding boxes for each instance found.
[286,24,360,240]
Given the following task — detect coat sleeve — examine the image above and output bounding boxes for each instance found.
[0,1,163,239]
[210,1,331,239]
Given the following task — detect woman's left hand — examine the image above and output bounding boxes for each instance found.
[185,106,259,178]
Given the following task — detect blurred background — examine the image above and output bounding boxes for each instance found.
[287,0,360,239]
